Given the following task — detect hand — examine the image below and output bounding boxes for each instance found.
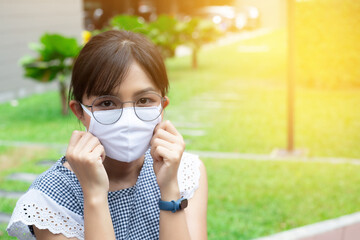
[150,120,185,200]
[65,131,109,198]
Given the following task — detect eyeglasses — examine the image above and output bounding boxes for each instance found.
[80,92,166,125]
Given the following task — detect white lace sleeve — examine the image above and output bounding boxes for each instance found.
[7,189,84,240]
[177,152,201,200]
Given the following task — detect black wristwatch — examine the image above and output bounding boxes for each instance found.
[159,198,188,213]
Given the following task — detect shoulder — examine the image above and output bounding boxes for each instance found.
[7,157,85,240]
[30,157,83,212]
[7,188,85,240]
[177,152,206,200]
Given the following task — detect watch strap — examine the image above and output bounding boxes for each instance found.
[159,198,187,213]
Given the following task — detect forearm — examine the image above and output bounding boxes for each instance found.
[83,194,115,240]
[159,210,191,240]
[159,184,191,240]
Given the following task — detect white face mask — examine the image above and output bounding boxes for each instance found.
[81,104,162,163]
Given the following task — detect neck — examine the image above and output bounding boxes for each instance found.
[103,156,145,191]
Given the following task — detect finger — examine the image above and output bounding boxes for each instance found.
[152,128,178,144]
[155,145,174,164]
[151,146,163,162]
[73,132,96,153]
[162,120,181,137]
[81,135,101,153]
[90,144,106,162]
[67,131,85,151]
[153,122,162,135]
[151,138,174,151]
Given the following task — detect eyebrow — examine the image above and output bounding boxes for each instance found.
[132,87,158,97]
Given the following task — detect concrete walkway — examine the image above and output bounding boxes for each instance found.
[0,190,25,200]
[0,213,11,224]
[255,212,360,240]
[189,150,360,165]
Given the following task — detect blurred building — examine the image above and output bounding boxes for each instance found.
[239,0,286,29]
[83,0,285,30]
[83,0,235,30]
[0,0,83,102]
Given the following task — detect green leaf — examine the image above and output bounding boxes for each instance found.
[28,42,43,53]
[110,15,146,33]
[39,33,80,61]
[18,55,36,66]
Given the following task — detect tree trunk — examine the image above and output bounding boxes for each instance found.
[59,80,68,115]
[192,47,198,69]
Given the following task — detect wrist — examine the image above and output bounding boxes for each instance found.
[160,181,180,201]
[83,191,108,206]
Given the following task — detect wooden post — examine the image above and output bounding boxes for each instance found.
[287,0,295,152]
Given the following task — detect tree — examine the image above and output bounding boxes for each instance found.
[146,15,182,59]
[177,17,221,68]
[20,33,81,115]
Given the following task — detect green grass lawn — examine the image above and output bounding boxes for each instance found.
[0,224,14,240]
[1,29,360,239]
[205,157,360,239]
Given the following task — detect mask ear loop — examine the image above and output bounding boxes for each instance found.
[80,103,92,132]
[80,103,92,116]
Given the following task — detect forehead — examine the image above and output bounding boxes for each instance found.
[115,63,158,93]
[83,62,160,102]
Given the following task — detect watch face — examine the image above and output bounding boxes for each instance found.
[180,199,188,209]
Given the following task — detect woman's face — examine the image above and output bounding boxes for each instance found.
[74,61,166,129]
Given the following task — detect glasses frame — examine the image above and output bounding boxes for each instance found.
[80,92,166,125]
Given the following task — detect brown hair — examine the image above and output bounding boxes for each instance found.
[69,30,169,102]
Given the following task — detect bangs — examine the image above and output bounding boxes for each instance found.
[84,42,133,98]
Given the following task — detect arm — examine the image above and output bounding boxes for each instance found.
[34,131,115,240]
[33,227,79,240]
[33,195,113,240]
[159,182,191,240]
[67,131,115,240]
[151,121,208,240]
[83,192,114,240]
[184,160,208,239]
[159,160,208,240]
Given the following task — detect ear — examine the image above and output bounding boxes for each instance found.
[69,100,85,121]
[163,96,170,109]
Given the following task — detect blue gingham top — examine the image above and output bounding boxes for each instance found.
[7,150,201,240]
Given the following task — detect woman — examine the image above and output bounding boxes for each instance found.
[7,30,208,239]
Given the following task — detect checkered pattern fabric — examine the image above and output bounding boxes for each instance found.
[29,149,160,239]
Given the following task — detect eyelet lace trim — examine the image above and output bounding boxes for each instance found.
[178,152,201,199]
[7,189,84,240]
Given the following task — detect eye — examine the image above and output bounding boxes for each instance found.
[93,98,118,110]
[137,98,151,105]
[100,100,114,107]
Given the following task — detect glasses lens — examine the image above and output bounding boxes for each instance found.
[134,93,163,121]
[92,96,122,124]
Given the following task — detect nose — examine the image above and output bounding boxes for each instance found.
[121,100,135,108]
